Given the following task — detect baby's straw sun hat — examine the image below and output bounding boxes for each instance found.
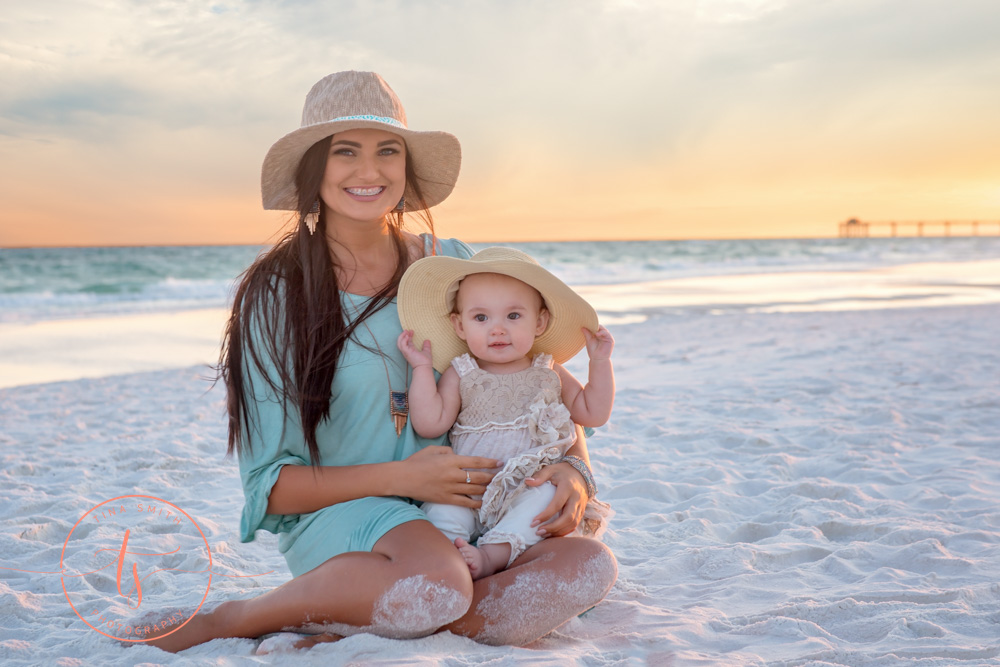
[398,247,599,373]
[261,70,461,212]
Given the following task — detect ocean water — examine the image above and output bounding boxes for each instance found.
[2,237,1000,324]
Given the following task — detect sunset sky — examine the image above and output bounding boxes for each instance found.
[2,0,999,246]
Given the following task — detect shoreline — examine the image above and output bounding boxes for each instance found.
[3,259,998,390]
[0,308,227,390]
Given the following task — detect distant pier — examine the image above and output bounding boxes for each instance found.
[839,218,1000,238]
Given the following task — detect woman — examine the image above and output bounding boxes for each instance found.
[148,71,617,653]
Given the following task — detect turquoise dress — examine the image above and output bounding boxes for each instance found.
[237,235,475,577]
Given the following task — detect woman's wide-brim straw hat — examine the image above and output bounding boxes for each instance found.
[261,70,461,212]
[398,247,599,373]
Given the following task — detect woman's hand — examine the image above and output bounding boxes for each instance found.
[396,446,499,508]
[524,461,588,537]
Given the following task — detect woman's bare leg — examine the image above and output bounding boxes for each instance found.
[143,521,472,653]
[443,536,617,646]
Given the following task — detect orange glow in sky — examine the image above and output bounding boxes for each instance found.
[2,1,999,247]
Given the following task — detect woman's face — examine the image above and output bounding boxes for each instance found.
[319,128,407,228]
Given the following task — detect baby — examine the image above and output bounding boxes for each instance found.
[397,247,613,579]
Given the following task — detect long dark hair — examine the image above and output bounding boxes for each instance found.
[220,135,435,464]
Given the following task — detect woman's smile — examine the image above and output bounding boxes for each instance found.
[345,186,387,199]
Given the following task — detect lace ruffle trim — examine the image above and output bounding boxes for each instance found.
[577,496,614,540]
[477,530,531,568]
[451,413,531,436]
[451,353,479,377]
[479,444,565,527]
[532,353,553,369]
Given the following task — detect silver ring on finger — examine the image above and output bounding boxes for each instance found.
[466,471,472,484]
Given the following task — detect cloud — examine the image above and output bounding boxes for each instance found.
[4,79,150,136]
[6,0,997,152]
[2,0,1000,244]
[0,0,308,139]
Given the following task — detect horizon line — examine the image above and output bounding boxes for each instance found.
[9,233,999,251]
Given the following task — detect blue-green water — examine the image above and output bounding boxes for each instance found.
[2,237,999,324]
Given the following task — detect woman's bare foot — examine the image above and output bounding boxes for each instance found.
[256,631,343,654]
[454,538,510,580]
[140,603,228,653]
[292,632,344,650]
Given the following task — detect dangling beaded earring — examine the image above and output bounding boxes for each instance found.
[394,196,405,227]
[303,200,320,235]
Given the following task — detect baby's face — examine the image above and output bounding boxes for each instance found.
[451,273,549,367]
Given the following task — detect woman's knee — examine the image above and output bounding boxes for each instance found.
[372,525,476,637]
[368,545,473,639]
[472,538,618,646]
[573,538,618,601]
[389,524,475,597]
[534,537,617,606]
[425,555,476,599]
[368,570,472,638]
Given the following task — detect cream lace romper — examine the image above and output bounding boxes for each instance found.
[422,353,611,565]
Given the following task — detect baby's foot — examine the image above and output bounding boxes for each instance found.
[454,538,511,580]
[454,538,493,580]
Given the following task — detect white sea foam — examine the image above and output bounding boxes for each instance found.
[577,259,1000,321]
[4,238,999,324]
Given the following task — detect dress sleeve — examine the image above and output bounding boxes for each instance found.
[429,236,476,260]
[237,302,309,542]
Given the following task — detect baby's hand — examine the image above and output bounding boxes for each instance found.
[397,330,434,369]
[583,325,614,362]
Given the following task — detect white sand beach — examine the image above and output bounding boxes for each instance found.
[2,262,999,665]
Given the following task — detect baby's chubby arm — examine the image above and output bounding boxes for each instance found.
[555,325,615,427]
[396,330,462,438]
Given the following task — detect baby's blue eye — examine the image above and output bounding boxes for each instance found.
[507,313,521,320]
[474,314,487,322]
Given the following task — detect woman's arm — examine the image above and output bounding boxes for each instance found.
[266,446,499,515]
